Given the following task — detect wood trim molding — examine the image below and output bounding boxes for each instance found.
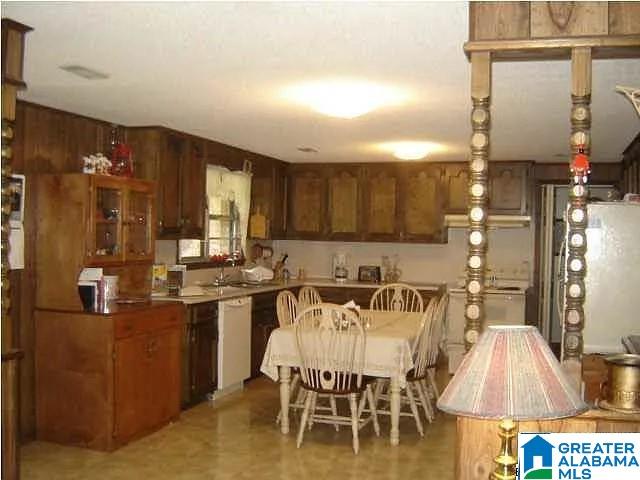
[464,35,640,60]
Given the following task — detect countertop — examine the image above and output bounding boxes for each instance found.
[152,278,445,305]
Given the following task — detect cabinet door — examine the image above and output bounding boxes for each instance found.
[250,292,277,378]
[124,184,154,262]
[327,165,361,240]
[443,163,469,214]
[158,134,183,238]
[488,162,530,215]
[362,165,400,241]
[271,161,287,239]
[88,177,125,265]
[191,321,217,399]
[249,159,275,240]
[114,328,181,442]
[181,139,206,238]
[287,166,326,239]
[400,164,445,243]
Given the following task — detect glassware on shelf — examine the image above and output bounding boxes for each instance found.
[382,254,402,283]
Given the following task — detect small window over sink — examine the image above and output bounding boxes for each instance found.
[178,165,251,265]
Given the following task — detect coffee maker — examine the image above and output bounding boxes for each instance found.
[332,253,349,283]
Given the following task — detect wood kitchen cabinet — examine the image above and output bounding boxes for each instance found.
[362,164,401,241]
[250,291,279,378]
[488,161,531,215]
[286,165,327,239]
[249,157,288,240]
[442,161,532,216]
[327,164,362,240]
[183,302,218,407]
[314,286,439,309]
[443,163,470,214]
[126,127,205,239]
[35,174,155,311]
[35,302,183,451]
[399,164,446,243]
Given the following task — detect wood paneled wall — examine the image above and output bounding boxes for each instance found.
[12,101,114,440]
[470,2,640,41]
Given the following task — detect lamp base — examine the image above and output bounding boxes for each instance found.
[490,418,517,480]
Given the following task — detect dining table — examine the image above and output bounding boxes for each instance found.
[260,309,423,446]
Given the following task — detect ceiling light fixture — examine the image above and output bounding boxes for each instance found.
[281,79,407,119]
[297,147,318,153]
[377,141,445,160]
[59,65,109,80]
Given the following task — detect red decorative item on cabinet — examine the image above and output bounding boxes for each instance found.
[110,142,134,177]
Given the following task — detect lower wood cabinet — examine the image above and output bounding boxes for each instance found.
[314,286,439,309]
[35,302,184,451]
[182,302,218,407]
[250,288,299,378]
[250,291,279,378]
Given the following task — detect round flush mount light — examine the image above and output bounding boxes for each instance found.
[281,79,407,119]
[377,141,445,160]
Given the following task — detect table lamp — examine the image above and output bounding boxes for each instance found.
[437,326,588,480]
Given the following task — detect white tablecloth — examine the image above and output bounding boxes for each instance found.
[260,310,422,388]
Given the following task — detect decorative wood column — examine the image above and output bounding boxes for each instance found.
[561,47,592,389]
[2,18,32,480]
[464,51,491,351]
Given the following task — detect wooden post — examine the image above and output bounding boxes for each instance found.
[464,51,491,351]
[562,46,592,389]
[2,18,32,480]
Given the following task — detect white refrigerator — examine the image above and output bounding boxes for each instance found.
[582,202,640,353]
[537,185,618,344]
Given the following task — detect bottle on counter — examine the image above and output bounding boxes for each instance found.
[273,253,288,281]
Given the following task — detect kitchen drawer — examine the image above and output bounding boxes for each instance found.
[115,304,184,339]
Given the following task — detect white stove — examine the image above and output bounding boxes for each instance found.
[446,276,529,374]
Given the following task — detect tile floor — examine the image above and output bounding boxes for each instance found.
[21,377,456,480]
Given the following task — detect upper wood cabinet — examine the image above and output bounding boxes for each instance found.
[181,139,206,237]
[443,161,532,216]
[443,163,470,214]
[126,127,205,239]
[248,156,287,240]
[327,165,362,240]
[362,164,401,241]
[399,164,446,243]
[286,165,327,239]
[35,174,156,311]
[488,162,531,215]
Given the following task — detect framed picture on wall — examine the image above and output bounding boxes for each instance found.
[9,174,25,227]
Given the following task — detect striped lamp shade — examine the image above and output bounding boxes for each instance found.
[437,326,588,420]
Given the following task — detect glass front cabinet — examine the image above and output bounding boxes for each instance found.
[87,175,155,265]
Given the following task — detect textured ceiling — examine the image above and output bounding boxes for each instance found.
[3,1,639,163]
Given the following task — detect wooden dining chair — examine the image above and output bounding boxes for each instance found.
[276,290,298,327]
[420,293,449,407]
[373,297,438,436]
[297,286,322,309]
[275,290,302,424]
[370,283,424,313]
[294,303,380,454]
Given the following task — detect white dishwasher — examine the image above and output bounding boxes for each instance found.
[216,296,252,397]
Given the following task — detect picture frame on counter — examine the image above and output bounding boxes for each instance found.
[358,265,381,283]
